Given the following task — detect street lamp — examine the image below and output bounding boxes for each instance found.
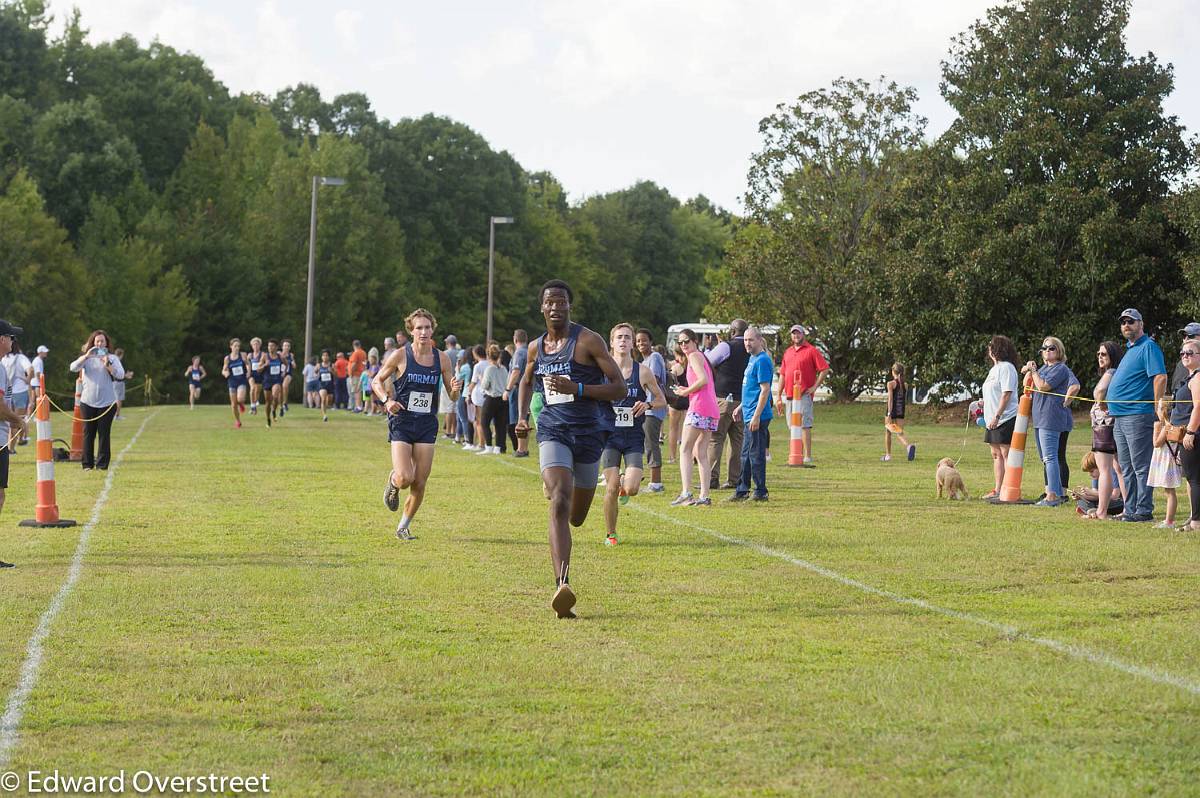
[487,215,514,344]
[304,176,346,368]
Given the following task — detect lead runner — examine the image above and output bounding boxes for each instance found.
[372,308,463,542]
[515,280,627,618]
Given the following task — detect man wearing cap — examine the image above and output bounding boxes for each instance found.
[0,319,30,568]
[31,345,48,396]
[775,324,829,466]
[1107,309,1167,522]
[1171,323,1200,392]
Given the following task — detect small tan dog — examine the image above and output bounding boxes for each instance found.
[935,457,968,500]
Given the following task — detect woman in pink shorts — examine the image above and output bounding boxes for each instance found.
[670,328,719,506]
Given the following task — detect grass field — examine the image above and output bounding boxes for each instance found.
[1,402,1199,796]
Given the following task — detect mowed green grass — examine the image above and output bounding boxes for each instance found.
[2,402,1199,796]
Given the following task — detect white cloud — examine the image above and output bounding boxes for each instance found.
[455,28,536,82]
[334,9,364,52]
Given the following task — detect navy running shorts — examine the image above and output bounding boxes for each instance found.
[388,411,438,445]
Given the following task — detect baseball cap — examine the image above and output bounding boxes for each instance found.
[36,345,49,354]
[1181,322,1200,336]
[1118,308,1143,322]
[0,319,24,337]
[789,324,807,335]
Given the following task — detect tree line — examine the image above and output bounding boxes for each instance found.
[0,0,730,400]
[707,0,1200,399]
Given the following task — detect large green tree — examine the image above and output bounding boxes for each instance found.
[888,0,1194,393]
[710,77,926,398]
[0,169,90,364]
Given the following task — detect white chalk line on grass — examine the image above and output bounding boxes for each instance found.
[481,449,1200,697]
[0,410,160,769]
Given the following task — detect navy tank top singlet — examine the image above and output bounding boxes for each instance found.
[266,354,284,381]
[228,354,247,384]
[318,364,333,388]
[534,322,605,431]
[606,361,643,433]
[394,344,441,416]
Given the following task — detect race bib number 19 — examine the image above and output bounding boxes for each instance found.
[614,406,634,427]
[408,391,433,414]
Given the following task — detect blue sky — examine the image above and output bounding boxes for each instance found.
[59,0,1199,211]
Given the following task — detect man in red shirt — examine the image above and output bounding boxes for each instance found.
[348,340,368,412]
[333,351,350,410]
[774,324,829,466]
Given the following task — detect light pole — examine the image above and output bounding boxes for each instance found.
[304,176,346,369]
[487,215,514,344]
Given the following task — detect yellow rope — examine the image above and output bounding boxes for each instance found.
[1027,387,1191,404]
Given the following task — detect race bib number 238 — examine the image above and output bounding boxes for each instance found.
[407,391,433,414]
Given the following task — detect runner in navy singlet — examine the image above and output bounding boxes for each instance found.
[317,350,335,422]
[247,337,265,415]
[183,355,207,410]
[600,323,666,546]
[372,308,463,542]
[222,338,249,428]
[515,280,627,618]
[280,339,296,416]
[262,339,285,427]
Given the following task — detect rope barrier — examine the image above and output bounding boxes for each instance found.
[1026,387,1192,404]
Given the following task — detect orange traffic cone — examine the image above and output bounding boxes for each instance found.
[787,382,806,467]
[991,373,1035,504]
[19,389,77,528]
[69,375,84,462]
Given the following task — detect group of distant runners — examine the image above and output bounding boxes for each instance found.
[211,338,299,428]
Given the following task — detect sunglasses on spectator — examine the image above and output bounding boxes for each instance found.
[677,338,692,345]
[1096,352,1107,357]
[1119,318,1137,325]
[1039,345,1057,351]
[1181,351,1198,358]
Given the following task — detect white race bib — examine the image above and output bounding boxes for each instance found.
[321,373,331,383]
[407,391,433,414]
[231,364,243,376]
[270,364,281,376]
[614,406,634,427]
[545,385,574,406]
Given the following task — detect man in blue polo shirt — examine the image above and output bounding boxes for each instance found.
[1107,308,1167,522]
[728,326,774,502]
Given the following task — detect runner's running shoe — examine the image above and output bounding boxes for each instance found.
[384,472,400,512]
[552,583,577,618]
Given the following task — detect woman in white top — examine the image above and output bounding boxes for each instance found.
[478,344,510,454]
[981,334,1021,500]
[467,345,489,451]
[2,340,33,444]
[68,330,126,470]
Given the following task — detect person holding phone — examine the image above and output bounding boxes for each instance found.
[69,330,125,470]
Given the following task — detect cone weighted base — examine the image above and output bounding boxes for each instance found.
[19,518,78,528]
[986,498,1033,505]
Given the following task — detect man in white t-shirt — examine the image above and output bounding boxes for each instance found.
[31,345,48,393]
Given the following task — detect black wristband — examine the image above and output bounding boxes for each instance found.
[1187,430,1197,437]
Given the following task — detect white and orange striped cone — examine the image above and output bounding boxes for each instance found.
[787,382,805,467]
[69,375,84,462]
[19,389,77,528]
[991,373,1035,505]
